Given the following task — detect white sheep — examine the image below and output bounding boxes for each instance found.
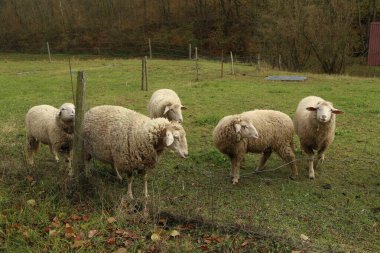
[25,103,75,174]
[294,96,343,179]
[213,110,298,184]
[83,105,188,200]
[148,89,187,123]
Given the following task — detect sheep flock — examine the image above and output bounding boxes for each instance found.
[25,88,343,212]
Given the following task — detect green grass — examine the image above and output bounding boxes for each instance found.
[0,53,379,252]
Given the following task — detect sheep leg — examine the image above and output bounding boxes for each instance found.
[26,136,39,165]
[314,145,327,170]
[143,172,150,199]
[257,149,272,171]
[126,172,134,200]
[278,145,298,179]
[231,155,243,184]
[49,145,59,162]
[113,164,123,181]
[302,144,315,179]
[64,152,73,176]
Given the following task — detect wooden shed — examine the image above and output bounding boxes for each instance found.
[368,22,380,66]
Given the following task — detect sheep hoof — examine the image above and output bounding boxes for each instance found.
[232,178,239,184]
[289,175,297,180]
[309,175,315,180]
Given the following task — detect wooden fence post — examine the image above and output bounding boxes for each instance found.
[72,71,86,178]
[189,44,192,60]
[221,49,224,78]
[141,57,145,90]
[68,58,75,102]
[144,56,148,91]
[257,53,261,71]
[148,38,152,59]
[47,42,52,63]
[230,51,235,75]
[195,47,199,81]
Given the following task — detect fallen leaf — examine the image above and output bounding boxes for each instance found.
[71,214,82,221]
[26,175,34,182]
[113,248,128,253]
[26,199,36,207]
[49,229,58,237]
[88,229,98,238]
[200,245,208,251]
[71,240,86,249]
[51,217,60,228]
[107,237,116,245]
[170,230,180,237]
[151,233,161,241]
[241,239,250,247]
[115,229,125,235]
[82,215,90,222]
[300,234,309,241]
[64,223,75,238]
[107,217,117,224]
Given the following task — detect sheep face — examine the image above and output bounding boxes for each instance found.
[306,101,343,123]
[59,103,75,122]
[235,119,259,139]
[165,126,188,158]
[163,104,186,123]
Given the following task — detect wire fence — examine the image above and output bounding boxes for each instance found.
[1,46,379,251]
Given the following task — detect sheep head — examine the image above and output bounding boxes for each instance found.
[163,104,187,123]
[164,122,188,158]
[58,103,75,122]
[306,101,343,123]
[234,118,259,139]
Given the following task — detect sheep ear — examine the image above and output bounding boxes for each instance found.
[165,131,174,146]
[163,105,171,115]
[306,107,318,111]
[332,109,343,114]
[234,124,241,134]
[181,105,187,110]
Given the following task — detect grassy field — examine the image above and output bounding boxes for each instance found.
[0,53,379,252]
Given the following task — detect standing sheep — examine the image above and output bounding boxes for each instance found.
[25,103,75,174]
[213,110,298,184]
[294,96,343,179]
[148,89,187,123]
[83,105,188,200]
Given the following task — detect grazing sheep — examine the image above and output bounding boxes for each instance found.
[213,110,298,184]
[148,89,187,123]
[25,103,75,174]
[294,96,343,179]
[83,105,188,200]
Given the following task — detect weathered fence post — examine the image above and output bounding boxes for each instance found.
[68,58,75,102]
[221,49,224,78]
[189,44,192,60]
[141,57,148,91]
[148,38,152,59]
[144,56,148,91]
[257,53,261,71]
[230,51,235,75]
[72,71,86,178]
[195,47,199,81]
[141,57,145,90]
[47,42,52,63]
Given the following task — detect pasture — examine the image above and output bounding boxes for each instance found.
[0,53,379,252]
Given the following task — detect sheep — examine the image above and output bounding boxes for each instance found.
[148,89,187,123]
[25,103,75,174]
[83,105,188,200]
[213,110,298,184]
[294,96,343,179]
